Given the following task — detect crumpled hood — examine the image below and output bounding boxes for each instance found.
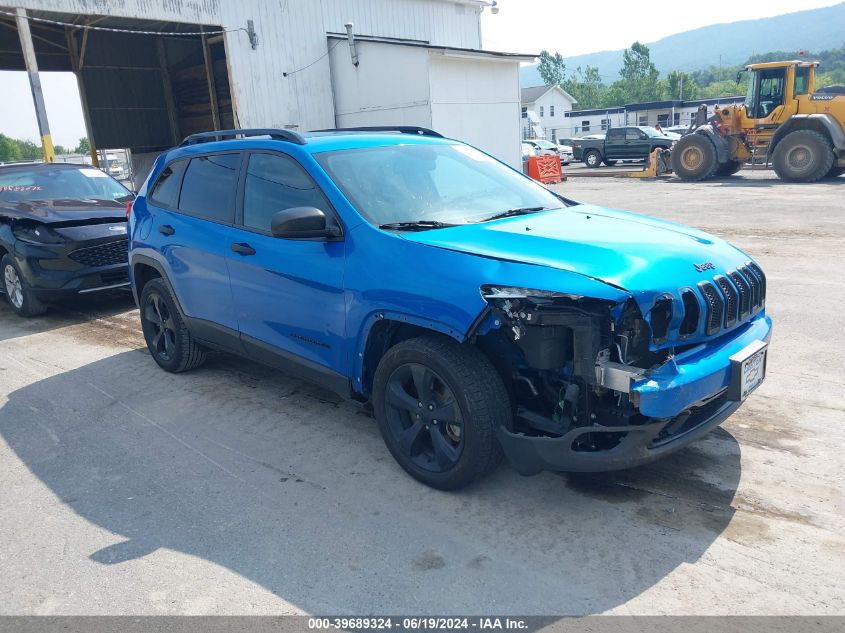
[401,205,751,304]
[0,198,127,224]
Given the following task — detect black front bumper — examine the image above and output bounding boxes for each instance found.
[498,397,740,476]
[13,239,129,301]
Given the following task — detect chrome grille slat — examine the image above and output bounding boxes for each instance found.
[729,269,752,319]
[714,275,738,328]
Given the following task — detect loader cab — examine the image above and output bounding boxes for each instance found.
[742,61,817,121]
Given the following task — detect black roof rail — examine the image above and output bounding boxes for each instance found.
[310,126,444,138]
[179,128,307,146]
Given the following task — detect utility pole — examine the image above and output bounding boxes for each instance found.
[15,8,55,163]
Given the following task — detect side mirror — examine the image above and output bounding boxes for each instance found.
[270,207,341,239]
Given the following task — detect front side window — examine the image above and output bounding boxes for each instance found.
[178,153,240,223]
[242,153,331,232]
[626,129,645,140]
[0,166,131,204]
[316,143,564,227]
[794,66,810,96]
[149,159,188,208]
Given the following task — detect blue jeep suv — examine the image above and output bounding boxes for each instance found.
[128,127,772,490]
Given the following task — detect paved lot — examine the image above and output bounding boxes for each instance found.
[1,170,843,615]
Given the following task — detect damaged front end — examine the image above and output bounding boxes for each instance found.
[473,284,770,475]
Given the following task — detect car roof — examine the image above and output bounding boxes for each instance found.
[163,128,460,161]
[0,162,93,172]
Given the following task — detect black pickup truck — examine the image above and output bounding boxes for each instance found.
[572,126,676,167]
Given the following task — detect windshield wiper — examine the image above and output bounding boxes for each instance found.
[379,220,457,231]
[482,206,548,222]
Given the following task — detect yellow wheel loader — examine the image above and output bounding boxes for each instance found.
[672,60,845,182]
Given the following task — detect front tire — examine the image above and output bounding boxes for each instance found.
[584,150,602,168]
[2,255,46,317]
[373,336,509,490]
[772,129,835,182]
[672,134,718,181]
[139,278,206,373]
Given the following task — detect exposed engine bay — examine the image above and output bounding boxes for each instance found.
[474,287,675,452]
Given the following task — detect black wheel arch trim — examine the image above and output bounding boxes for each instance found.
[768,114,845,157]
[130,254,185,316]
[692,126,730,163]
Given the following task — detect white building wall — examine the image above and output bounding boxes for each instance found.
[429,54,521,168]
[16,0,483,133]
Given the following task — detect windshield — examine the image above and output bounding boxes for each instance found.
[536,141,556,149]
[744,71,755,112]
[0,166,131,203]
[315,143,565,226]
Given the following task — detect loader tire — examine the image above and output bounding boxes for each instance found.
[715,159,743,177]
[672,134,719,181]
[772,129,835,182]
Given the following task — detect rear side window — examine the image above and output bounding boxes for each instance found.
[606,129,623,141]
[149,159,187,208]
[178,153,241,223]
[242,153,330,232]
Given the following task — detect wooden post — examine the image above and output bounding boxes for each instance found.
[202,31,221,131]
[157,39,180,144]
[15,8,54,162]
[65,26,98,166]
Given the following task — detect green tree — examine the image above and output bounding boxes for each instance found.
[53,144,68,156]
[537,50,567,87]
[700,79,742,98]
[619,42,661,103]
[0,134,23,162]
[664,71,698,100]
[563,65,608,109]
[75,137,91,154]
[18,140,42,160]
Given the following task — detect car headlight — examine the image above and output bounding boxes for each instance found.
[481,285,583,301]
[12,223,66,244]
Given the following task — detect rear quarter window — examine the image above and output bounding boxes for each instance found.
[148,159,188,208]
[177,153,241,223]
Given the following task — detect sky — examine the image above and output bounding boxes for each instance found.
[0,0,842,148]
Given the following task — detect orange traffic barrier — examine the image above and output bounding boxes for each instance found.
[527,155,562,184]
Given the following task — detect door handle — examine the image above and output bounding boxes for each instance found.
[230,242,256,256]
[159,225,175,236]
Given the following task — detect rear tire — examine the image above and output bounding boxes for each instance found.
[373,335,509,490]
[139,278,206,373]
[2,255,47,317]
[772,129,835,182]
[671,134,719,181]
[715,159,743,177]
[824,165,845,178]
[584,150,602,168]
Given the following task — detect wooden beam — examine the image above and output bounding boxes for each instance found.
[156,39,180,145]
[201,31,221,131]
[65,26,98,166]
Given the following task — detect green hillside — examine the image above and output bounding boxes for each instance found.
[521,2,845,87]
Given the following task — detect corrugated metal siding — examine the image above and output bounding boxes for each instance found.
[13,0,481,132]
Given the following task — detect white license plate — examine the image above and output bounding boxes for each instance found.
[729,340,768,401]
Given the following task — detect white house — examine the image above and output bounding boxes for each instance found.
[4,0,532,176]
[520,85,577,141]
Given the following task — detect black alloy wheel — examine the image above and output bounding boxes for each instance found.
[383,362,465,473]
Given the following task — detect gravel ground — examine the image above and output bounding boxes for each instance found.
[0,169,842,615]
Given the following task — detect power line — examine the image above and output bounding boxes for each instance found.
[0,8,245,37]
[283,40,342,77]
